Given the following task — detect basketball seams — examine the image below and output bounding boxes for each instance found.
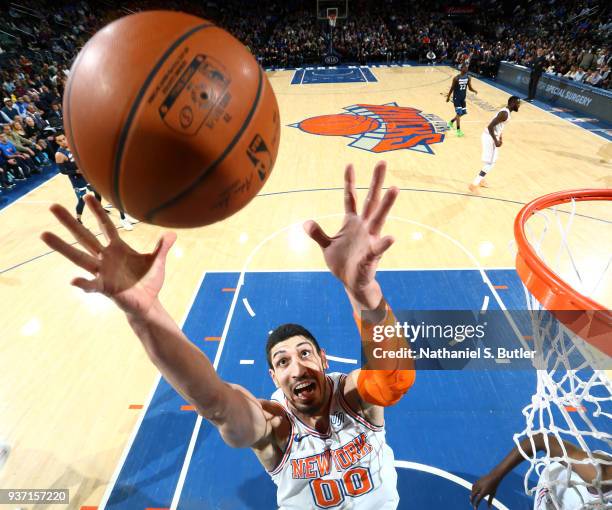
[112,22,215,210]
[144,66,265,222]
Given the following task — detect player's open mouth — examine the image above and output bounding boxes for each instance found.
[293,381,316,399]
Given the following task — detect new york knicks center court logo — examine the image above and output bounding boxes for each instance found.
[290,102,446,154]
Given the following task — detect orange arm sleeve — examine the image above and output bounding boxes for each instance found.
[353,302,415,407]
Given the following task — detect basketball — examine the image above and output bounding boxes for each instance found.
[63,11,280,228]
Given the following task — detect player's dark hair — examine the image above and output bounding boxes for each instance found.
[266,324,321,369]
[508,95,520,105]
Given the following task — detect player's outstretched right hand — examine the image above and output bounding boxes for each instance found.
[41,195,176,318]
[470,472,500,508]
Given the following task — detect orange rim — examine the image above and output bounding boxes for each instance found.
[514,189,612,356]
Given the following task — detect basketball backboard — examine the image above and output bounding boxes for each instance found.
[316,0,348,19]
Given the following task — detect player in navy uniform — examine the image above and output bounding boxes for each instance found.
[54,133,133,230]
[446,64,478,137]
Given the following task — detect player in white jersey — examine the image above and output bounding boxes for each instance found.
[268,371,399,509]
[41,161,415,509]
[469,96,520,194]
[533,461,612,509]
[471,434,611,509]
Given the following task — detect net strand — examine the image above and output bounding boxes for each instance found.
[590,255,612,298]
[516,200,611,509]
[553,200,584,290]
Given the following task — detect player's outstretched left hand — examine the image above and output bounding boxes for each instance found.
[304,161,398,309]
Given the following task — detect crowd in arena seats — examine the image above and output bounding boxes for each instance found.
[0,0,609,191]
[0,1,98,192]
[238,0,611,89]
[0,75,60,191]
[452,0,611,88]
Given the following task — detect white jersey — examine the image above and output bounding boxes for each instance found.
[268,372,399,510]
[534,462,612,509]
[483,107,511,138]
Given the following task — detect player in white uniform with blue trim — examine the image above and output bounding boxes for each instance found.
[533,461,612,509]
[471,434,611,509]
[41,161,415,509]
[469,96,520,194]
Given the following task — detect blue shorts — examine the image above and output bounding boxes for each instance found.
[453,98,467,116]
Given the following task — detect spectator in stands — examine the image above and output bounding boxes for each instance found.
[586,68,605,87]
[23,116,40,140]
[596,49,609,67]
[29,91,47,112]
[24,104,56,154]
[1,153,28,183]
[13,80,27,98]
[426,49,436,65]
[25,104,46,128]
[37,86,56,112]
[15,96,29,117]
[0,132,36,178]
[13,120,51,165]
[3,123,44,168]
[0,153,16,190]
[45,102,63,130]
[579,47,596,70]
[2,77,15,95]
[564,65,579,79]
[8,122,50,167]
[18,55,32,75]
[1,99,20,123]
[573,67,586,82]
[11,119,26,137]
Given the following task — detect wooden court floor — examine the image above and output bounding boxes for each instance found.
[0,66,609,508]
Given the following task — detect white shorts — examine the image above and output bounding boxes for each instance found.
[481,132,498,164]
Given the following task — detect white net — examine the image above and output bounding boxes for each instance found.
[514,196,612,509]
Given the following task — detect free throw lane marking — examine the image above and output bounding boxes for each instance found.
[242,297,256,317]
